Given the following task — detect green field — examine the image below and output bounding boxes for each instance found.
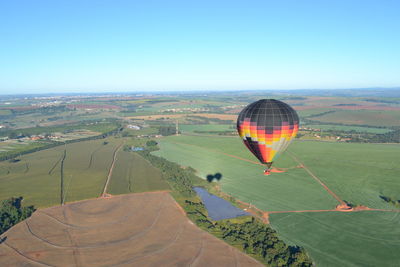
[108,151,169,194]
[303,124,392,133]
[153,135,400,266]
[271,211,400,267]
[0,109,12,116]
[0,136,171,208]
[179,124,235,133]
[309,110,400,126]
[0,138,123,207]
[0,140,46,153]
[0,121,118,138]
[296,108,337,118]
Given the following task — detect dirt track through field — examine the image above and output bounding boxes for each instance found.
[286,151,346,206]
[101,142,124,197]
[0,192,262,267]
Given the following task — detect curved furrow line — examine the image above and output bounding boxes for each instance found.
[188,232,205,267]
[37,195,151,229]
[2,241,55,267]
[110,223,186,267]
[232,246,239,267]
[24,162,29,173]
[47,151,64,175]
[24,199,167,249]
[65,198,130,215]
[86,144,104,169]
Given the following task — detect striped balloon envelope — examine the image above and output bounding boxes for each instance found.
[236,99,299,174]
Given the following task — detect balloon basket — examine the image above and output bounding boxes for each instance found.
[263,170,271,175]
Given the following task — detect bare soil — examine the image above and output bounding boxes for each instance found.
[0,192,262,267]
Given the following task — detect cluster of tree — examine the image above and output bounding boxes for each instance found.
[0,197,35,235]
[346,129,400,143]
[120,104,136,112]
[46,116,63,121]
[333,103,359,106]
[302,119,388,129]
[7,105,69,117]
[303,110,336,119]
[158,126,177,136]
[146,140,158,146]
[138,150,198,197]
[300,121,399,143]
[146,99,177,104]
[380,195,400,207]
[182,199,312,266]
[364,98,400,104]
[280,96,307,100]
[186,115,233,125]
[193,130,237,136]
[137,149,312,266]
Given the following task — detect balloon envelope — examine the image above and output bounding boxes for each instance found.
[237,99,299,166]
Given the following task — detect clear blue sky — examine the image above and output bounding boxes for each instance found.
[0,0,399,94]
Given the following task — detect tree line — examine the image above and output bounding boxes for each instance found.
[0,197,35,236]
[380,195,400,207]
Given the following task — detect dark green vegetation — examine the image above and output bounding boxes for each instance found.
[303,124,391,134]
[139,150,312,266]
[380,195,400,207]
[0,197,35,235]
[138,150,205,197]
[180,124,237,135]
[154,135,400,266]
[158,125,177,136]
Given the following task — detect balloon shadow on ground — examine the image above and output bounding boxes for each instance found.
[206,173,223,183]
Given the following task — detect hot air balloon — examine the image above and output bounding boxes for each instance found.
[237,99,299,175]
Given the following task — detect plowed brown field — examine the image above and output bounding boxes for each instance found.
[0,192,262,267]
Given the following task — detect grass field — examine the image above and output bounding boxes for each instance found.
[179,124,235,133]
[0,109,12,116]
[107,151,169,194]
[0,136,171,208]
[295,108,336,118]
[309,110,400,126]
[0,138,122,207]
[153,135,400,266]
[303,124,392,133]
[153,136,339,211]
[129,113,238,121]
[0,140,46,153]
[271,211,400,267]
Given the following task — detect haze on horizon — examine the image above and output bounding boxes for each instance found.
[1,0,399,94]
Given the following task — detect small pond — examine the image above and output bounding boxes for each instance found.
[193,187,250,221]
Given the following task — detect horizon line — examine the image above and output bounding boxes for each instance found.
[1,86,400,97]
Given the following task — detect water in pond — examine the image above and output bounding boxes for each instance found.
[193,187,250,220]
